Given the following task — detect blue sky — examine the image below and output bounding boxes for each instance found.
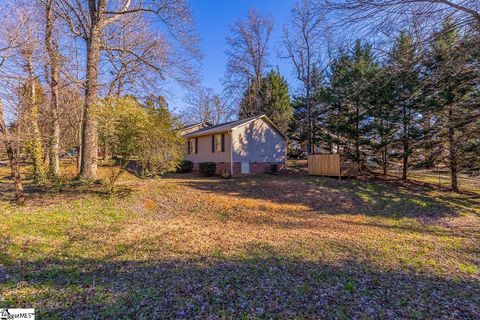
[170,0,297,113]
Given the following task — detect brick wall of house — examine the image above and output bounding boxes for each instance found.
[232,161,285,176]
[191,161,285,176]
[192,162,232,175]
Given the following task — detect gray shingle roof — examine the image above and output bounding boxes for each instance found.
[182,116,258,138]
[180,121,212,130]
[182,114,287,139]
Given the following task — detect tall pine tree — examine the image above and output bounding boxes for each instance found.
[425,19,479,191]
[240,70,292,133]
[258,70,292,133]
[325,40,378,166]
[388,31,422,180]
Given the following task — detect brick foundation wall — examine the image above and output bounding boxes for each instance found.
[215,162,230,175]
[192,161,285,177]
[192,162,232,175]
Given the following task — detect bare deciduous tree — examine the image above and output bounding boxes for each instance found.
[57,0,200,179]
[0,4,26,202]
[184,87,233,125]
[281,0,327,154]
[224,8,273,113]
[0,102,24,203]
[102,12,199,97]
[322,0,480,40]
[5,0,47,183]
[44,0,61,177]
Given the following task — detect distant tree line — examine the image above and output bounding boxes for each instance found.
[219,0,479,192]
[290,20,479,192]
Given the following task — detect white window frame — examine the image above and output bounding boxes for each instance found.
[215,134,222,153]
[189,138,196,154]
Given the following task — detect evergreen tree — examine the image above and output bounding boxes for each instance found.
[288,66,325,155]
[388,31,422,180]
[365,67,398,175]
[310,66,327,153]
[240,70,292,133]
[323,53,350,154]
[288,96,307,156]
[257,70,292,132]
[239,79,262,118]
[425,19,479,191]
[325,40,378,166]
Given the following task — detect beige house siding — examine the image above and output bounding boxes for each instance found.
[184,132,232,163]
[231,118,286,163]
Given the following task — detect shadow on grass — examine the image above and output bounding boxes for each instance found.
[177,173,477,220]
[3,256,479,319]
[0,178,133,204]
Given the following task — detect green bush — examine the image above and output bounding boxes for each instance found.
[177,160,193,173]
[97,96,184,177]
[199,162,216,176]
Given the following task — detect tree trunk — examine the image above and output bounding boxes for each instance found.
[401,106,408,181]
[402,143,408,180]
[355,101,360,168]
[380,117,387,176]
[26,57,46,183]
[45,0,60,177]
[383,145,387,176]
[0,103,24,203]
[306,84,312,155]
[312,112,316,155]
[448,109,459,192]
[49,115,60,177]
[76,109,83,174]
[79,20,103,180]
[102,140,109,161]
[43,149,50,171]
[422,112,434,169]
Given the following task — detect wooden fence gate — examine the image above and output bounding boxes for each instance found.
[308,154,358,178]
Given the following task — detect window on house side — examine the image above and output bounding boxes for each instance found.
[189,138,196,154]
[215,134,222,152]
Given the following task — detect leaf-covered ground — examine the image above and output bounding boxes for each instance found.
[0,164,479,319]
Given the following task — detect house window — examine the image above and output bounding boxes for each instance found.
[189,138,197,154]
[215,135,222,152]
[211,133,225,153]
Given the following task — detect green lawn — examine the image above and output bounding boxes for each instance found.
[0,164,479,318]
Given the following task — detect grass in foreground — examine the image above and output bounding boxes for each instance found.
[0,164,479,318]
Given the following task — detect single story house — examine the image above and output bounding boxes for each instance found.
[180,115,287,176]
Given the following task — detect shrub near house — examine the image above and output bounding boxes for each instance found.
[97,96,183,176]
[177,160,194,173]
[199,162,216,176]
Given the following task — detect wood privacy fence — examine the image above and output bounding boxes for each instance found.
[308,154,358,178]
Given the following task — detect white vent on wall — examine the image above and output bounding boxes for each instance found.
[241,162,250,174]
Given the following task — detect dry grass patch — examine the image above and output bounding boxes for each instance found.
[0,165,479,318]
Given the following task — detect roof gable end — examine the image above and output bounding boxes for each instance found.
[231,115,287,140]
[183,115,287,140]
